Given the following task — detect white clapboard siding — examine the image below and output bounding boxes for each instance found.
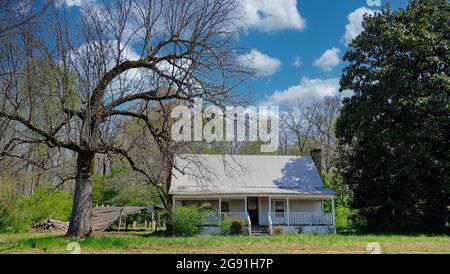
[228,200,245,212]
[289,200,322,213]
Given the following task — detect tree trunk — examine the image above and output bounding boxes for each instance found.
[66,151,95,238]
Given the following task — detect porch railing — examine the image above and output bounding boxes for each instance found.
[271,212,334,226]
[202,212,333,226]
[202,212,250,226]
[268,214,273,235]
[246,213,251,236]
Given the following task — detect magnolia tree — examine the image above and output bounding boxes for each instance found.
[0,0,249,238]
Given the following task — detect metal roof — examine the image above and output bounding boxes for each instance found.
[169,154,334,196]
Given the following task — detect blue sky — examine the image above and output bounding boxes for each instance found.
[62,0,410,106]
[231,0,409,105]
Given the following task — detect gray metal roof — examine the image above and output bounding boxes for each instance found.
[169,154,334,196]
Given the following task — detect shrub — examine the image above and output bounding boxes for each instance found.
[0,186,73,232]
[273,225,284,235]
[198,203,213,212]
[0,201,12,231]
[335,206,352,229]
[168,206,205,236]
[19,187,73,224]
[230,218,244,235]
[220,215,245,235]
[219,213,233,235]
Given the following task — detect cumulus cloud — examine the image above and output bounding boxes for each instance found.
[313,48,341,72]
[56,0,82,7]
[58,0,306,33]
[343,7,377,45]
[240,0,306,32]
[66,0,81,6]
[292,56,303,67]
[238,49,281,77]
[264,77,341,106]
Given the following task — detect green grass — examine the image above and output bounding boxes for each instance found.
[0,231,449,254]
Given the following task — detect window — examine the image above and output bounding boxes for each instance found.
[221,201,229,212]
[274,201,284,213]
[247,199,258,210]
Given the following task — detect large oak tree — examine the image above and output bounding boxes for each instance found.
[0,0,247,238]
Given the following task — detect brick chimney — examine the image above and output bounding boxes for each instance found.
[310,148,322,175]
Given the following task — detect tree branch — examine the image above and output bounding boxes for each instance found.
[0,112,83,152]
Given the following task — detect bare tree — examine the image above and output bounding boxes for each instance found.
[0,0,76,196]
[307,96,341,173]
[278,114,290,155]
[0,0,247,238]
[281,95,341,172]
[283,100,319,154]
[0,0,49,39]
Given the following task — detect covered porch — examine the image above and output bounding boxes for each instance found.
[172,194,336,233]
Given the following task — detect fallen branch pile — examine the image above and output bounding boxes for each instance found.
[31,219,69,231]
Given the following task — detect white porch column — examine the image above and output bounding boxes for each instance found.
[286,197,290,226]
[268,196,271,217]
[172,196,176,209]
[331,197,335,226]
[244,196,247,212]
[219,197,222,213]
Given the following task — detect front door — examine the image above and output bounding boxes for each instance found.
[247,197,259,225]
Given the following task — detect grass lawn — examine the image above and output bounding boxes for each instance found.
[0,231,449,254]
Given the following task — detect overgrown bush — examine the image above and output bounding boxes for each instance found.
[220,215,245,235]
[168,205,205,236]
[0,187,73,232]
[230,218,244,235]
[335,206,352,229]
[92,168,156,207]
[0,201,12,231]
[219,213,233,235]
[274,225,284,235]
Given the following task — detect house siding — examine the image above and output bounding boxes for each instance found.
[268,199,322,213]
[259,197,269,225]
[226,199,245,212]
[176,199,323,214]
[177,199,219,209]
[289,200,322,213]
[176,199,246,212]
[175,197,325,228]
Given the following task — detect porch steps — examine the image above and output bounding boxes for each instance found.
[251,225,270,236]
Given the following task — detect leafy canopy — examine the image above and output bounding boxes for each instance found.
[336,0,450,232]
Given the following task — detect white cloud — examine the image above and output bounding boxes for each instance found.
[58,0,306,33]
[314,48,341,72]
[366,0,381,7]
[264,77,341,106]
[240,0,306,32]
[292,56,303,67]
[56,0,82,7]
[66,0,81,6]
[238,49,281,77]
[343,7,377,45]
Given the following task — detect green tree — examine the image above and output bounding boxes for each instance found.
[0,186,72,232]
[336,0,450,232]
